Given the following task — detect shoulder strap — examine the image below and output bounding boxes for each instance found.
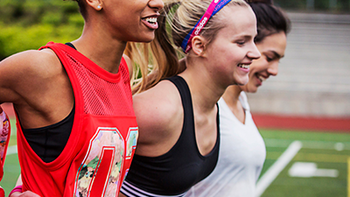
[166,76,193,119]
[39,42,76,76]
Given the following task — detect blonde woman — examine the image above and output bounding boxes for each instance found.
[185,0,291,196]
[120,0,260,196]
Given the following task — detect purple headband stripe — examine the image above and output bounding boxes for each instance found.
[181,0,231,53]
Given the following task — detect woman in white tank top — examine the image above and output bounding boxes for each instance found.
[185,0,291,196]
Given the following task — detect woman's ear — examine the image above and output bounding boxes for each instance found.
[85,0,103,11]
[191,36,207,57]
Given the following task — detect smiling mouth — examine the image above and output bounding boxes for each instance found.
[143,17,157,25]
[258,75,266,82]
[141,16,159,30]
[238,64,250,69]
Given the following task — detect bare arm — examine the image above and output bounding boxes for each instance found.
[133,80,184,157]
[0,49,74,129]
[0,51,33,105]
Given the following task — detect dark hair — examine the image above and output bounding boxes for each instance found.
[246,0,291,43]
[77,0,88,20]
[245,0,273,4]
[65,0,87,19]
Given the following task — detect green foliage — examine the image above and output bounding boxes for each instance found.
[0,21,83,60]
[0,0,83,60]
[0,0,79,26]
[0,0,349,60]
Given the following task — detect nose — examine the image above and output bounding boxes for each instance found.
[247,42,261,60]
[149,0,164,10]
[267,61,279,76]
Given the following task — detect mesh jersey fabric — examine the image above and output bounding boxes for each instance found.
[185,92,266,197]
[16,42,138,197]
[121,76,220,197]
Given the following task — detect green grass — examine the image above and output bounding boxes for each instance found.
[2,118,20,196]
[259,129,350,197]
[2,154,20,195]
[1,123,350,196]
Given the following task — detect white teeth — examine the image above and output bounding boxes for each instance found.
[238,64,250,69]
[258,76,266,82]
[145,17,157,23]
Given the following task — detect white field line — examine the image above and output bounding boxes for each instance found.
[256,140,303,197]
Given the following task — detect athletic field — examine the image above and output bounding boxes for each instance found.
[2,118,350,197]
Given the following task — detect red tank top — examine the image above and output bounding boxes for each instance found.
[16,42,138,197]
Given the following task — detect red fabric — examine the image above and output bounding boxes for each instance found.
[0,187,4,197]
[17,42,138,197]
[0,106,11,196]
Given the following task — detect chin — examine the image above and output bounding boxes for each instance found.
[132,38,153,43]
[144,38,154,43]
[139,33,155,43]
[234,77,249,86]
[235,82,248,86]
[250,87,259,93]
[243,85,258,93]
[129,33,155,43]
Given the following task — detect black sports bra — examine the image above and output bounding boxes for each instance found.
[22,43,76,163]
[121,76,220,196]
[22,107,74,163]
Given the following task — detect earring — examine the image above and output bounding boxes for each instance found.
[97,5,102,9]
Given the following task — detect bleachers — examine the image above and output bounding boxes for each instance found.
[247,12,350,117]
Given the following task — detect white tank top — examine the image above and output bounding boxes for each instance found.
[185,92,266,197]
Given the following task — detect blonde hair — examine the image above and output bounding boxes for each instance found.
[131,0,248,94]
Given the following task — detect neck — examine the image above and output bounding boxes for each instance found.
[179,59,226,114]
[222,85,242,107]
[71,24,127,74]
[222,85,243,115]
[222,85,246,124]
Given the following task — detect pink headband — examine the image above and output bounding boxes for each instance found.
[181,0,231,53]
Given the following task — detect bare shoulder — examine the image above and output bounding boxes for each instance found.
[133,80,183,143]
[0,49,62,103]
[0,49,60,77]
